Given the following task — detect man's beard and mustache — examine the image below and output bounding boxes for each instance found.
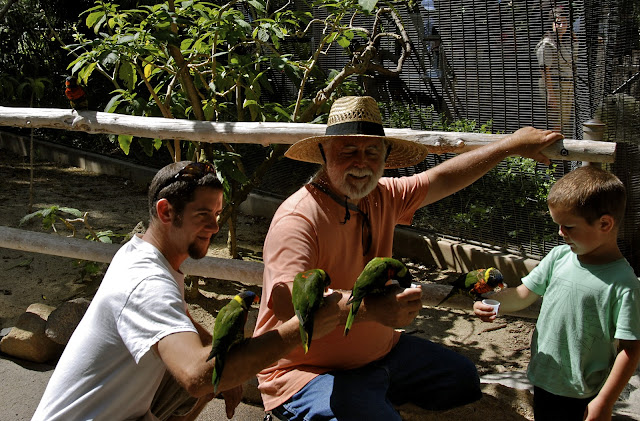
[172,215,212,260]
[187,241,210,260]
[337,165,384,200]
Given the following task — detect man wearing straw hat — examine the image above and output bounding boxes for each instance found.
[255,96,563,419]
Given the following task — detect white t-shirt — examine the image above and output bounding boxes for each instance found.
[33,235,197,420]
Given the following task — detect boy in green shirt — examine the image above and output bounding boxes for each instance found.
[474,165,640,421]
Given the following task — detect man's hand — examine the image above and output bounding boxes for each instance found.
[473,300,497,322]
[311,291,342,339]
[221,386,243,419]
[364,285,423,328]
[498,126,564,166]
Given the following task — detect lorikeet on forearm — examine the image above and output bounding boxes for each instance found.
[436,267,506,307]
[292,268,331,353]
[206,290,258,393]
[344,257,412,336]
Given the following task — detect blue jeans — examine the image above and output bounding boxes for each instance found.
[271,334,481,420]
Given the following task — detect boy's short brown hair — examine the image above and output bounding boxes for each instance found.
[547,166,626,225]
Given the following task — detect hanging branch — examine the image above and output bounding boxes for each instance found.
[0,0,18,22]
[298,6,412,122]
[41,10,121,90]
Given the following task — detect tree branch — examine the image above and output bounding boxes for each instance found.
[0,0,19,23]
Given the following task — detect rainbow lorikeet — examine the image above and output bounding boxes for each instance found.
[344,257,412,336]
[436,267,506,307]
[292,268,331,353]
[206,290,258,393]
[64,76,88,110]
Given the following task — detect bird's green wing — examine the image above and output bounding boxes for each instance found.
[293,269,329,352]
[463,269,485,289]
[209,300,243,358]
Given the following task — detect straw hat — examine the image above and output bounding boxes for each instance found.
[285,96,429,169]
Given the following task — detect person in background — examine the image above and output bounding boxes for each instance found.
[536,5,578,135]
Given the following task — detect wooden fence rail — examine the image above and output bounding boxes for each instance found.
[0,106,616,163]
[0,226,540,317]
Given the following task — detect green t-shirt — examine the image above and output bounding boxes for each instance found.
[522,245,640,398]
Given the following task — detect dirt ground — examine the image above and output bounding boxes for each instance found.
[0,148,537,420]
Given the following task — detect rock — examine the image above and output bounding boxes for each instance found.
[0,303,63,363]
[0,327,13,340]
[45,298,91,345]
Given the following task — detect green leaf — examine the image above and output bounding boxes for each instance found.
[231,13,251,31]
[203,101,215,121]
[118,134,133,155]
[96,231,114,243]
[58,207,83,217]
[19,209,45,227]
[337,36,350,48]
[40,207,55,218]
[82,261,103,273]
[248,0,266,13]
[104,94,122,113]
[139,138,155,157]
[70,58,88,76]
[118,62,136,90]
[358,0,378,14]
[86,11,105,29]
[79,62,97,85]
[272,105,291,120]
[93,14,108,34]
[116,34,136,45]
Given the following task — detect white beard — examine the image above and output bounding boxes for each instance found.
[337,165,384,200]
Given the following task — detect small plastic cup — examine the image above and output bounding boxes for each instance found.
[482,299,501,316]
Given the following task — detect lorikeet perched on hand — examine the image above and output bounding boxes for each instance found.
[436,267,506,307]
[344,257,412,336]
[292,268,331,353]
[64,76,88,110]
[206,290,258,393]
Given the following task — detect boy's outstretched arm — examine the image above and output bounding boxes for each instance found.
[473,283,540,322]
[585,339,640,421]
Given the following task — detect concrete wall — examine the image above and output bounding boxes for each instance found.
[0,131,157,187]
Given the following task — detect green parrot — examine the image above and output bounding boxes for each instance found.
[344,257,412,336]
[206,290,258,393]
[292,268,332,353]
[436,267,506,307]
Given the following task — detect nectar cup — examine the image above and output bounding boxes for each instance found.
[482,299,500,316]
